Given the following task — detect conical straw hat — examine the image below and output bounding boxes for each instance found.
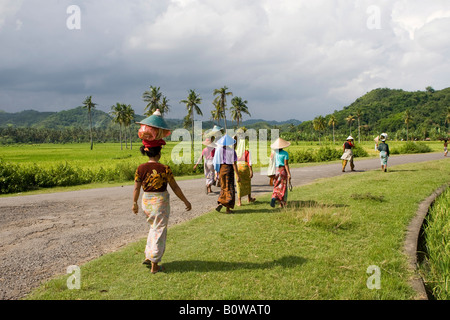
[216,134,236,146]
[136,109,171,131]
[270,138,290,149]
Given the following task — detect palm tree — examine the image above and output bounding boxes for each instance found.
[159,96,171,117]
[123,104,135,149]
[142,86,162,116]
[445,106,450,132]
[404,109,413,141]
[313,116,326,144]
[345,115,355,136]
[328,115,337,144]
[210,106,221,125]
[213,86,233,130]
[356,109,363,143]
[180,89,203,151]
[110,103,125,150]
[230,96,250,127]
[82,96,97,150]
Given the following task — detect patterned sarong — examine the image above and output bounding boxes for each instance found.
[380,151,388,166]
[142,191,170,263]
[218,164,235,209]
[236,161,251,198]
[272,166,288,205]
[204,159,215,186]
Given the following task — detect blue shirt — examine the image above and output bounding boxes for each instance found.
[275,150,289,167]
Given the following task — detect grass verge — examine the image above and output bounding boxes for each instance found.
[419,188,450,299]
[26,159,449,300]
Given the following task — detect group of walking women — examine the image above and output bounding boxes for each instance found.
[131,112,294,272]
[195,127,293,213]
[195,127,259,214]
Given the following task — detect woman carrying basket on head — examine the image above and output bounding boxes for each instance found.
[132,111,191,274]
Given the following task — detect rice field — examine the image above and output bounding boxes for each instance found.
[0,140,443,195]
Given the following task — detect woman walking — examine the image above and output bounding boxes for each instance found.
[377,133,390,172]
[234,134,256,206]
[341,136,355,172]
[193,138,217,194]
[213,134,240,214]
[270,138,292,208]
[132,139,191,273]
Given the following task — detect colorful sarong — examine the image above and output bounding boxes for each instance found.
[236,161,251,198]
[380,151,388,166]
[204,159,215,186]
[218,164,235,209]
[272,167,288,205]
[142,191,170,263]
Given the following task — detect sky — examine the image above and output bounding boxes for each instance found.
[0,0,449,122]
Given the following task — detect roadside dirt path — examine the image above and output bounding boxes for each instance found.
[0,152,446,300]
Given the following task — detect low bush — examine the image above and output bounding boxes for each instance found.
[391,142,432,154]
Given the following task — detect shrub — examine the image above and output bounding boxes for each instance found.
[314,147,341,162]
[352,145,369,158]
[391,142,432,154]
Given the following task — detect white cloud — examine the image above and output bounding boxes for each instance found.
[0,0,23,29]
[0,0,450,120]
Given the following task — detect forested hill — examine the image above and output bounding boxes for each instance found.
[298,87,450,139]
[0,107,300,130]
[0,107,114,129]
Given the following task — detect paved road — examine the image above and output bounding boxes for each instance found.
[0,152,446,300]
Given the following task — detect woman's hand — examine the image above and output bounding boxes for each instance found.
[185,201,192,211]
[132,202,139,214]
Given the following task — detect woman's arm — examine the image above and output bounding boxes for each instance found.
[233,162,240,183]
[169,178,192,211]
[193,154,203,170]
[132,180,142,214]
[285,159,291,181]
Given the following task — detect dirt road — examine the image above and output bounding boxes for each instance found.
[0,152,446,300]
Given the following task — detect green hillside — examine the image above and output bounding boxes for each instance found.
[0,110,56,128]
[0,108,299,131]
[297,87,450,140]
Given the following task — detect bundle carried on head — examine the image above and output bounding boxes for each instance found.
[136,109,171,151]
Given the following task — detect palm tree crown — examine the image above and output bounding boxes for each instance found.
[180,89,202,151]
[213,86,233,130]
[230,96,250,128]
[82,95,97,150]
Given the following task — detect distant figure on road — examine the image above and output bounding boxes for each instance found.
[132,140,191,274]
[341,136,355,172]
[444,139,448,157]
[377,133,390,172]
[270,138,292,208]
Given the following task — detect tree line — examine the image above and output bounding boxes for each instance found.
[291,87,450,143]
[79,85,252,150]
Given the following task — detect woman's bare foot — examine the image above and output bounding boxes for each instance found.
[151,262,165,274]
